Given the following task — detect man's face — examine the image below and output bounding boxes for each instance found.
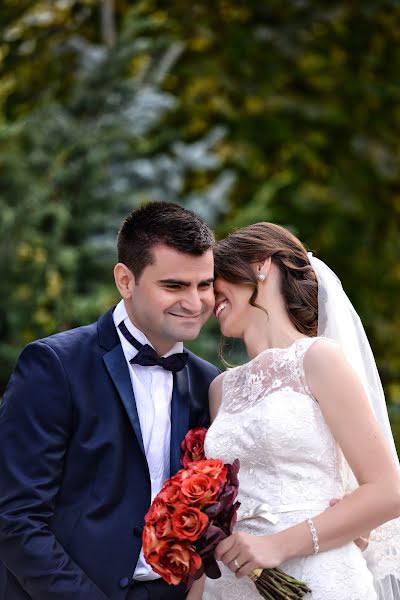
[124,245,215,354]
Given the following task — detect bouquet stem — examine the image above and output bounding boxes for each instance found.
[250,567,311,599]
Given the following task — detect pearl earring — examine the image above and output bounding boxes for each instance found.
[257,272,266,282]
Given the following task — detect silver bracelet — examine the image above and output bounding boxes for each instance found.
[306,517,320,554]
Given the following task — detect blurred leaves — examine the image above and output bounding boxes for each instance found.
[0,3,232,387]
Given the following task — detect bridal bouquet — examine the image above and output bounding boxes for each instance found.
[142,453,240,586]
[143,428,311,599]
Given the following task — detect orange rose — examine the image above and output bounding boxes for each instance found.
[189,459,227,487]
[144,538,202,586]
[158,483,181,505]
[145,498,168,524]
[171,504,208,541]
[167,471,185,485]
[180,472,221,508]
[145,498,173,538]
[142,523,158,554]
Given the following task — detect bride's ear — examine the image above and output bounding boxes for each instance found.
[257,257,272,280]
[263,257,272,274]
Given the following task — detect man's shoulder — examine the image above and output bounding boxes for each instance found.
[38,321,98,350]
[24,310,112,364]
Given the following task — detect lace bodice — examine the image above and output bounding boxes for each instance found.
[205,337,346,516]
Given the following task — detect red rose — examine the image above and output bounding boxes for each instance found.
[157,482,181,506]
[142,523,158,555]
[171,504,209,541]
[189,459,228,487]
[145,498,173,539]
[180,472,221,508]
[181,427,207,467]
[167,471,185,485]
[145,498,168,524]
[144,537,202,586]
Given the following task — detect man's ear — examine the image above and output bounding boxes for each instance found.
[114,263,135,299]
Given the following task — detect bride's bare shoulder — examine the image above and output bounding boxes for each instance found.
[304,337,343,368]
[303,338,356,396]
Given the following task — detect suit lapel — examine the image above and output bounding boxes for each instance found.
[103,344,146,458]
[170,365,190,476]
[98,307,191,474]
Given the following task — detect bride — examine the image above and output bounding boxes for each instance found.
[188,222,400,600]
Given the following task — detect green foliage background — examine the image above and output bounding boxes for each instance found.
[1,0,399,450]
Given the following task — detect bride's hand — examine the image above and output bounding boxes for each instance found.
[214,532,282,578]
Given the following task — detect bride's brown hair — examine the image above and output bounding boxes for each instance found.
[214,222,318,336]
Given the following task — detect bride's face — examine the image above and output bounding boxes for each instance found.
[213,276,255,338]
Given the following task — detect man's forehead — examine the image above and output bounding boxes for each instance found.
[150,245,214,272]
[146,246,214,282]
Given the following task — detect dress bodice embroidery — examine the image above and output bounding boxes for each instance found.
[205,337,346,516]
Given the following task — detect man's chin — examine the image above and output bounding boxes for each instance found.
[173,323,204,342]
[166,313,211,342]
[178,327,203,342]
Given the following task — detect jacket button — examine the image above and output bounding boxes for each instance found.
[119,577,129,589]
[133,525,144,537]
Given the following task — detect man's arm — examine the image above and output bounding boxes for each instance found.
[0,342,108,600]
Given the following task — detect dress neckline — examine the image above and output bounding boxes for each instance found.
[242,336,317,368]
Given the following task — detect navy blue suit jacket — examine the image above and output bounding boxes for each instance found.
[0,308,218,599]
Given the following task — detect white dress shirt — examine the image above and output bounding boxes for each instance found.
[113,300,184,581]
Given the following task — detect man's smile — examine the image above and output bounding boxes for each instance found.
[168,312,203,319]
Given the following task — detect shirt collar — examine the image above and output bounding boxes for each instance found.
[113,299,184,358]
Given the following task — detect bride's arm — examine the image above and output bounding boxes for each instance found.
[186,575,205,600]
[214,339,400,577]
[209,372,225,422]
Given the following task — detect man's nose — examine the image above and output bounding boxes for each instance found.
[181,290,203,313]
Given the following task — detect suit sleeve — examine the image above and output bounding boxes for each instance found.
[0,342,109,600]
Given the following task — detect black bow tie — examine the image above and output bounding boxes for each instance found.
[118,322,188,373]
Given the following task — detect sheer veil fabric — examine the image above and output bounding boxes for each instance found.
[309,253,400,600]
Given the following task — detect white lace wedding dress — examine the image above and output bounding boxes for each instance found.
[203,337,396,600]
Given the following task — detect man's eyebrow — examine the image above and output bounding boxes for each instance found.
[158,277,215,286]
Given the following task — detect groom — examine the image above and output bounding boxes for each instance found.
[0,202,219,600]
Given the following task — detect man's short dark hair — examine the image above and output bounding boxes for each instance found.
[117,202,215,279]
